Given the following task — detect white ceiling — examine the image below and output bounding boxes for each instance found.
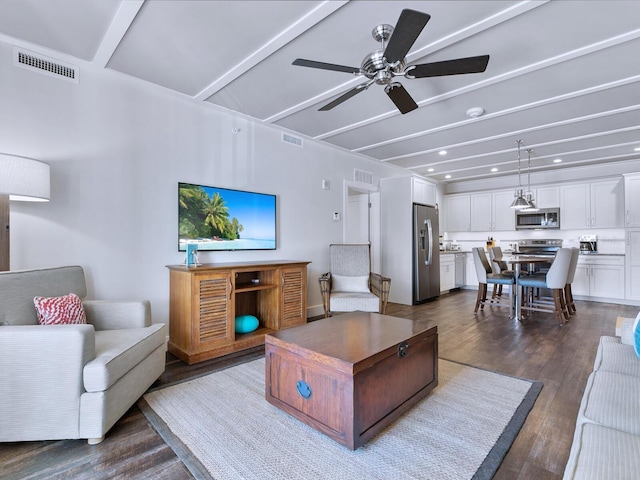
[1,0,640,185]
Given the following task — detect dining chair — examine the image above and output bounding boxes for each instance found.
[472,247,515,314]
[488,246,513,299]
[517,247,573,325]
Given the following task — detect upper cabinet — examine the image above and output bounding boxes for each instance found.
[444,194,471,232]
[412,176,436,206]
[470,190,515,232]
[560,178,623,230]
[624,173,640,228]
[534,186,560,208]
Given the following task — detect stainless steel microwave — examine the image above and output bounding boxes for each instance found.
[515,208,560,230]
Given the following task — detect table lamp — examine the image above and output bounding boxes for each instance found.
[0,153,50,270]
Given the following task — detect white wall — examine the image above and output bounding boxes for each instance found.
[0,41,407,322]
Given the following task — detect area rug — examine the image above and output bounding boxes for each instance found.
[139,358,542,480]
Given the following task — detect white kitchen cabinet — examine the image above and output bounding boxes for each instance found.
[444,194,470,232]
[492,190,517,231]
[455,253,465,288]
[573,255,625,299]
[534,185,560,208]
[470,193,492,231]
[624,173,640,228]
[625,229,640,300]
[467,190,515,232]
[412,176,436,206]
[560,178,623,230]
[440,254,456,292]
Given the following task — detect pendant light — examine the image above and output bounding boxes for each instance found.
[521,148,539,212]
[510,140,530,209]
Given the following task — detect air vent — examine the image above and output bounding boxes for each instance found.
[354,169,374,185]
[14,48,79,83]
[282,133,303,147]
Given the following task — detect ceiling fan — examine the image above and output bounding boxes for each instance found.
[292,9,490,114]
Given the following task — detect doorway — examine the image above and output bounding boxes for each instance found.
[343,181,380,273]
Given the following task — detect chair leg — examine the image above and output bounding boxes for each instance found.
[565,284,576,314]
[552,290,565,325]
[475,283,487,313]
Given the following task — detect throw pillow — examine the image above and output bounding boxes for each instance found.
[634,312,640,358]
[33,293,87,325]
[331,274,370,293]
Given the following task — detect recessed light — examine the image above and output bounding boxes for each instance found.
[491,167,498,172]
[445,174,451,179]
[439,150,447,156]
[466,107,485,118]
[427,168,434,172]
[553,158,562,163]
[635,147,640,152]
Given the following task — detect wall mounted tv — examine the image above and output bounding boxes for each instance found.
[178,182,276,251]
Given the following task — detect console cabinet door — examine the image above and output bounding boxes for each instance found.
[280,266,307,328]
[193,272,234,349]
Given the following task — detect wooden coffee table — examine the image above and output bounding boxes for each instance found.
[264,312,438,450]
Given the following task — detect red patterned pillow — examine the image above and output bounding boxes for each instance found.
[33,293,87,325]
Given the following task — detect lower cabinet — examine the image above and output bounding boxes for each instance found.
[572,255,624,300]
[454,253,465,288]
[440,254,456,292]
[167,260,309,364]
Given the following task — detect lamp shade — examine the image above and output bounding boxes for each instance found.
[0,153,50,202]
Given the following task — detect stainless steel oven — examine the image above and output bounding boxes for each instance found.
[515,208,560,230]
[516,239,563,274]
[517,238,563,256]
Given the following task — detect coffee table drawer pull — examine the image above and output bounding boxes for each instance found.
[296,380,312,399]
[398,341,409,358]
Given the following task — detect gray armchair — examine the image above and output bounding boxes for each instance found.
[0,266,166,444]
[318,244,391,318]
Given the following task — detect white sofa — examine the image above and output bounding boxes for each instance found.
[0,266,166,444]
[563,317,640,479]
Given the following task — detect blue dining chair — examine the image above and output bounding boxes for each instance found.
[472,247,515,314]
[517,247,573,325]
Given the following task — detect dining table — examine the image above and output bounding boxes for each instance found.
[503,255,554,321]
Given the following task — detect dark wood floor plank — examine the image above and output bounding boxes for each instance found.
[0,290,635,479]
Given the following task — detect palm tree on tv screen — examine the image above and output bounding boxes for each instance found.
[180,185,244,241]
[203,192,231,238]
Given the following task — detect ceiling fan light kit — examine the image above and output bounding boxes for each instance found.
[292,9,490,115]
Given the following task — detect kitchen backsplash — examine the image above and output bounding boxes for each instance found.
[446,229,627,255]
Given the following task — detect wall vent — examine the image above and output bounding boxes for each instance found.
[282,133,303,147]
[14,48,79,83]
[354,168,374,185]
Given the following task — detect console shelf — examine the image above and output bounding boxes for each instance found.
[167,260,309,364]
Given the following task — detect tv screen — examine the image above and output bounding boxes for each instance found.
[178,182,276,251]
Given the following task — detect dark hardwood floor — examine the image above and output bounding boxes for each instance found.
[1,290,636,480]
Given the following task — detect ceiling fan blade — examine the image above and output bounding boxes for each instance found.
[384,9,430,64]
[408,55,490,78]
[385,82,418,114]
[319,84,368,111]
[292,58,360,74]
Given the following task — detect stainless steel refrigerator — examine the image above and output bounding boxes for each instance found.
[413,203,440,303]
